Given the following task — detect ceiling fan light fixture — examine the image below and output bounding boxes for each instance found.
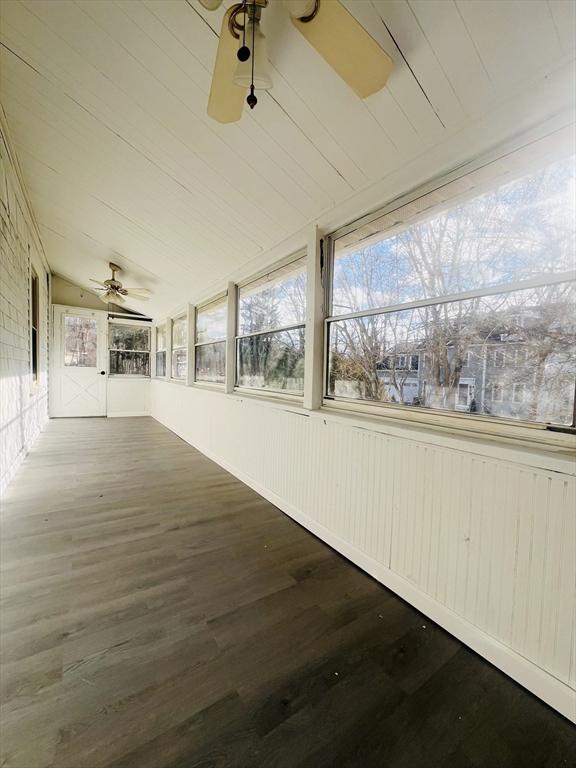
[284,0,318,20]
[233,20,272,91]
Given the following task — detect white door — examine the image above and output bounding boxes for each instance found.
[51,305,108,417]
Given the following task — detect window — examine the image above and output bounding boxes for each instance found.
[30,269,39,383]
[195,297,227,384]
[491,382,504,402]
[457,382,475,409]
[64,316,97,367]
[109,324,150,376]
[236,256,306,393]
[155,324,166,377]
[171,315,188,379]
[492,350,505,368]
[326,154,576,426]
[513,383,527,403]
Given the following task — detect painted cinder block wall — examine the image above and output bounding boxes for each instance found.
[0,114,50,492]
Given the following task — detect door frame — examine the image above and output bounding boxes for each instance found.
[50,304,109,417]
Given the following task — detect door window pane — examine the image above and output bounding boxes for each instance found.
[195,341,226,384]
[237,328,305,392]
[64,316,97,367]
[327,282,575,425]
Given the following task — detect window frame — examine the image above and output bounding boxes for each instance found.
[170,312,188,381]
[152,132,576,448]
[108,318,151,378]
[194,292,227,387]
[154,322,168,379]
[30,266,40,387]
[322,148,576,434]
[512,382,527,404]
[234,251,307,397]
[491,382,504,403]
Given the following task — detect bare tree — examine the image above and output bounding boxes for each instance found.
[329,157,575,422]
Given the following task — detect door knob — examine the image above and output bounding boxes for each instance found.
[99,371,106,375]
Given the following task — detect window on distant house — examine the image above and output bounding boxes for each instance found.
[171,315,187,379]
[30,268,39,384]
[326,153,576,426]
[236,255,306,393]
[109,323,150,376]
[512,382,527,403]
[491,382,504,402]
[155,324,166,377]
[195,296,227,384]
[492,350,505,367]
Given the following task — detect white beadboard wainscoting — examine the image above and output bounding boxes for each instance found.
[151,380,576,721]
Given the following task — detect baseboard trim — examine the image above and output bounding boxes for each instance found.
[107,412,150,418]
[153,414,576,723]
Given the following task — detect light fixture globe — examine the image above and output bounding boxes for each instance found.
[233,21,272,91]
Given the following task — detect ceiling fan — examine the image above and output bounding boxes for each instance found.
[89,263,151,304]
[200,0,393,123]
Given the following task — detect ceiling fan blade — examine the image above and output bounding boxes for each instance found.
[125,291,150,301]
[207,6,246,124]
[123,288,151,297]
[198,0,223,9]
[90,278,108,287]
[99,292,125,304]
[291,0,393,99]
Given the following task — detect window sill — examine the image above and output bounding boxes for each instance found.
[192,381,225,392]
[320,399,575,472]
[232,387,305,410]
[234,386,303,400]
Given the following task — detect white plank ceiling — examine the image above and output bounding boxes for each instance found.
[1,0,575,316]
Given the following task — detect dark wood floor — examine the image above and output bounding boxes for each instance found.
[1,417,574,768]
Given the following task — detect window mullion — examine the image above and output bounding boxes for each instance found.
[327,269,576,324]
[304,224,324,411]
[225,281,237,394]
[187,303,195,386]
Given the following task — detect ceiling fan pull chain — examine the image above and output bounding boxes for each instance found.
[237,1,250,63]
[246,1,258,109]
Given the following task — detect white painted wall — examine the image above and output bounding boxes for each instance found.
[51,275,107,311]
[107,378,150,417]
[151,380,576,720]
[51,275,141,315]
[0,113,50,492]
